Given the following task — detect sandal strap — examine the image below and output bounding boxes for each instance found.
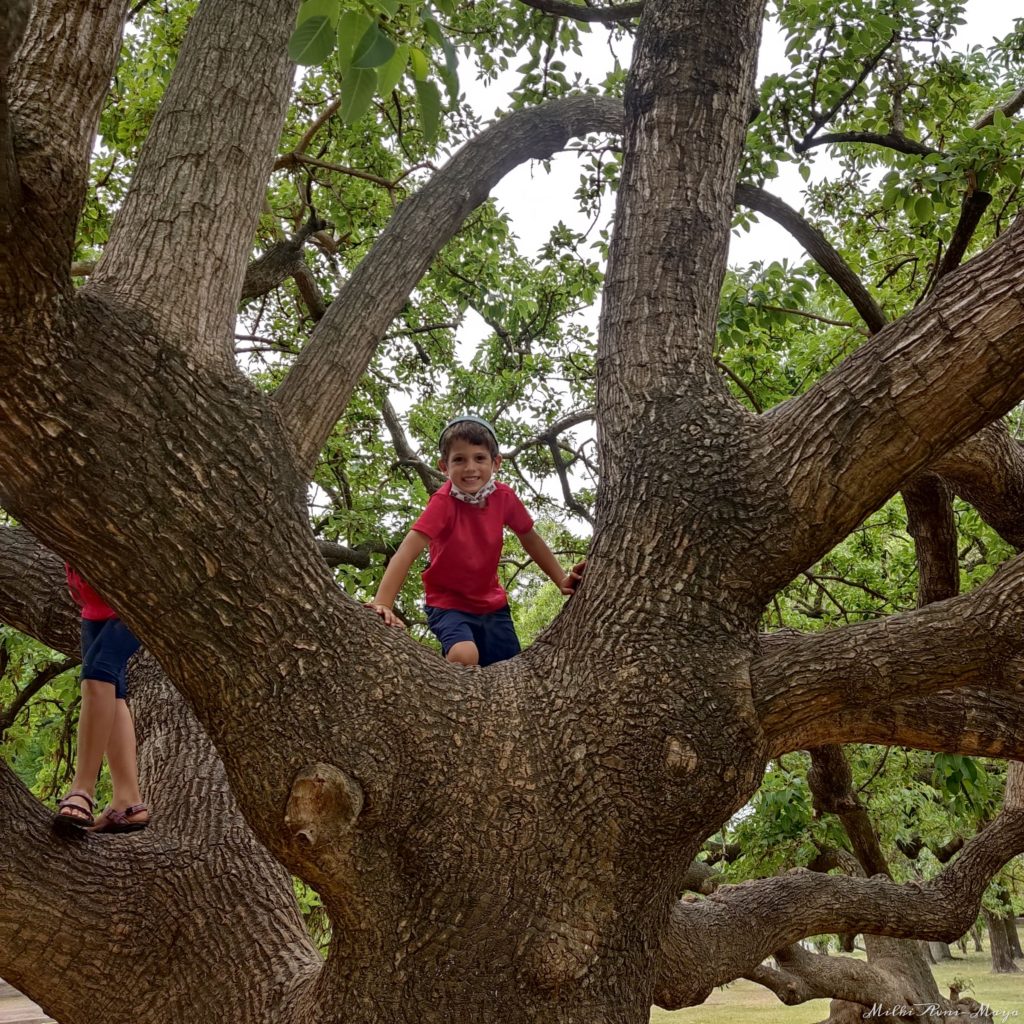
[122,803,147,817]
[59,790,95,810]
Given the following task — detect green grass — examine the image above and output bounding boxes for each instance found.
[651,947,1024,1024]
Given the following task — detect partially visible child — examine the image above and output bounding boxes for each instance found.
[367,415,584,667]
[55,566,149,833]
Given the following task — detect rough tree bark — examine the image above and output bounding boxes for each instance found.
[983,910,1020,974]
[2,0,1024,1022]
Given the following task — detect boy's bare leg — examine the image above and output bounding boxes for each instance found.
[446,641,480,666]
[105,699,146,820]
[63,678,117,818]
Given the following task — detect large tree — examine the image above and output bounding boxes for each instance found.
[2,0,1024,1022]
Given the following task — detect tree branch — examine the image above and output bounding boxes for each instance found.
[273,95,623,478]
[1,0,130,302]
[932,189,993,287]
[760,215,1024,593]
[902,472,958,605]
[752,552,1024,755]
[85,0,300,371]
[734,185,887,332]
[240,215,327,304]
[973,85,1024,130]
[654,794,1024,1009]
[0,655,77,735]
[516,0,644,22]
[795,130,940,156]
[380,397,445,494]
[930,422,1024,549]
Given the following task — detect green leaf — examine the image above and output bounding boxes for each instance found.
[296,0,339,27]
[913,195,933,223]
[422,16,446,47]
[376,44,409,96]
[1004,163,1022,187]
[288,16,337,66]
[351,23,397,69]
[335,10,374,74]
[340,66,378,125]
[410,46,429,81]
[415,78,442,143]
[798,163,810,182]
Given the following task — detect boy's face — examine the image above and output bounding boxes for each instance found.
[440,439,500,494]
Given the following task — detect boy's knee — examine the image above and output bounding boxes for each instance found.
[446,642,479,666]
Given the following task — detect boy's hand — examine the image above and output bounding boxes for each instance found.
[559,559,587,595]
[365,602,405,627]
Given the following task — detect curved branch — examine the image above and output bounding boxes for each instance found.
[0,655,77,735]
[502,410,595,458]
[930,421,1024,550]
[752,552,1024,755]
[517,0,644,22]
[273,95,624,478]
[734,185,886,332]
[85,0,299,371]
[654,799,1024,1009]
[796,130,940,156]
[973,85,1024,130]
[760,215,1024,591]
[241,216,327,305]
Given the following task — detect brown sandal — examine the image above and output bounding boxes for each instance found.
[91,803,150,834]
[55,790,95,830]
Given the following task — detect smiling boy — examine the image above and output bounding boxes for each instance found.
[367,415,582,666]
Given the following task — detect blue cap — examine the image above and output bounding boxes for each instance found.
[439,415,498,452]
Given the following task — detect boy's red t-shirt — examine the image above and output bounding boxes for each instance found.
[412,481,534,614]
[65,564,117,621]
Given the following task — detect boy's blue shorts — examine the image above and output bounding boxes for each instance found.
[80,617,140,700]
[425,604,521,667]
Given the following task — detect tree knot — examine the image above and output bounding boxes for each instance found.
[284,763,363,848]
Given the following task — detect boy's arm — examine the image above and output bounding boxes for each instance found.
[366,529,430,627]
[517,529,585,596]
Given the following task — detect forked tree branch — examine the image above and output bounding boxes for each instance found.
[273,95,624,478]
[759,215,1024,592]
[752,552,1024,755]
[85,0,300,371]
[653,790,1024,1009]
[973,85,1024,129]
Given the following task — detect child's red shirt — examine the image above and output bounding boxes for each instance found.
[412,481,534,614]
[65,564,117,621]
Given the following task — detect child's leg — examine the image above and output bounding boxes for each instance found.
[446,641,480,666]
[105,699,146,820]
[63,677,118,817]
[427,606,480,667]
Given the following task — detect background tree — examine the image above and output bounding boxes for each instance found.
[2,0,1024,1023]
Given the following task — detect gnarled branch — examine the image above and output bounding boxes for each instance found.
[753,552,1024,755]
[760,215,1024,593]
[654,792,1024,1009]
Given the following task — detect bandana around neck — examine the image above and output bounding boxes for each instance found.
[449,478,497,506]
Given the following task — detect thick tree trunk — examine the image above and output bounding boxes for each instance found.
[984,910,1020,973]
[971,924,984,952]
[1005,916,1023,959]
[929,942,955,962]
